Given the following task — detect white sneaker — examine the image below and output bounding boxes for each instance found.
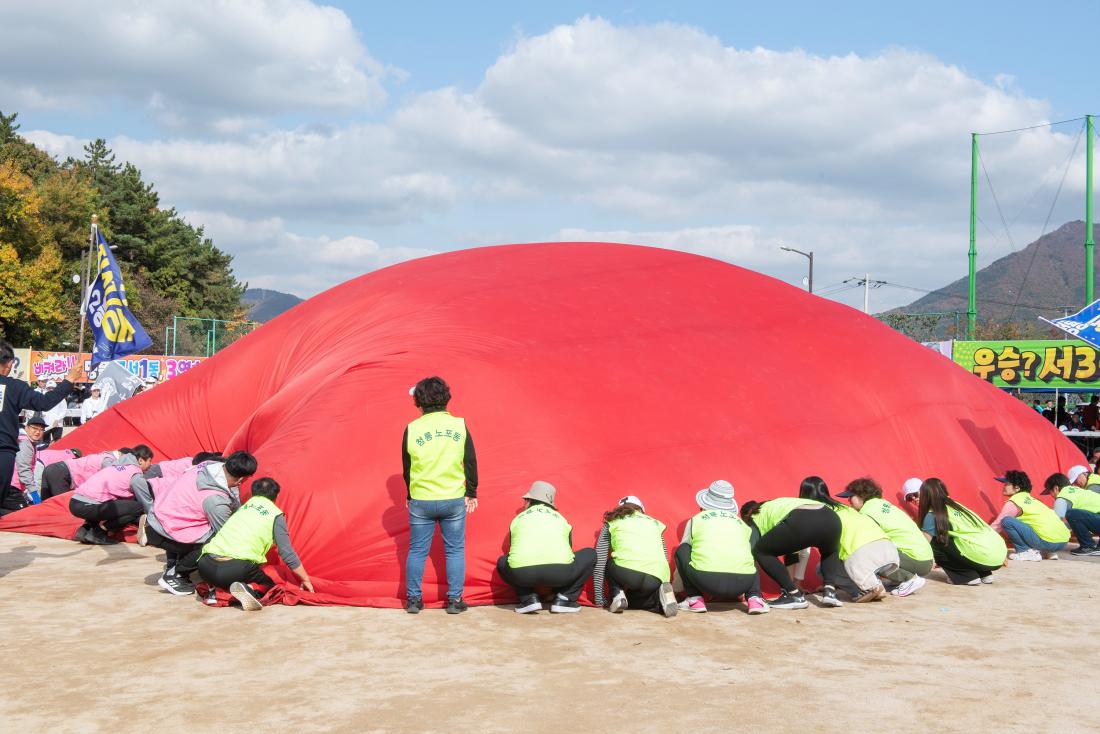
[980,574,994,584]
[136,514,148,547]
[1043,551,1060,560]
[658,582,678,618]
[608,589,628,613]
[677,595,708,613]
[891,575,926,597]
[1009,549,1042,562]
[229,581,263,611]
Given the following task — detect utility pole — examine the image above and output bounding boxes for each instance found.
[968,133,979,339]
[1086,114,1094,304]
[779,246,814,293]
[863,273,870,314]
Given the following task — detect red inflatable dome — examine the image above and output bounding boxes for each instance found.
[1,242,1083,606]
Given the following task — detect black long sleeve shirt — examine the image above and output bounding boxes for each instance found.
[0,376,73,451]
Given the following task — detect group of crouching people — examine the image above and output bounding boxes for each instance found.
[36,445,312,610]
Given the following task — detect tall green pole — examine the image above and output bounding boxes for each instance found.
[1086,114,1095,305]
[968,133,978,338]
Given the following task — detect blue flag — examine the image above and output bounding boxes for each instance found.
[1041,299,1100,349]
[85,230,152,366]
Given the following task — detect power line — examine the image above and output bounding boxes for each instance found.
[875,279,1073,312]
[977,116,1088,137]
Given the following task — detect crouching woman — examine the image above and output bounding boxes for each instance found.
[197,477,313,611]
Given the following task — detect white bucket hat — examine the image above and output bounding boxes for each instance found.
[696,480,737,511]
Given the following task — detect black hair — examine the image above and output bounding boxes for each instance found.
[525,498,552,509]
[798,475,840,507]
[843,477,883,500]
[193,451,224,464]
[224,450,257,479]
[1002,469,1031,493]
[917,478,984,545]
[1044,472,1070,494]
[413,376,451,412]
[0,341,13,365]
[120,444,154,461]
[739,500,761,521]
[250,477,280,500]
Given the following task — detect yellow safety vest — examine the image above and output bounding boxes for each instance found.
[607,512,670,582]
[859,498,934,561]
[406,411,467,501]
[201,496,282,565]
[1008,492,1071,543]
[944,504,1008,567]
[754,497,823,535]
[1087,473,1100,487]
[507,505,574,568]
[1057,485,1100,514]
[689,510,756,574]
[835,504,888,560]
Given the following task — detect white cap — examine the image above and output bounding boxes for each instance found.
[1068,465,1090,484]
[902,477,923,497]
[618,495,645,512]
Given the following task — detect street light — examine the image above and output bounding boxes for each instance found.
[780,246,814,294]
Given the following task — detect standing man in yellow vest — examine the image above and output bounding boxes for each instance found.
[496,481,596,614]
[197,477,314,611]
[990,470,1069,561]
[402,376,478,614]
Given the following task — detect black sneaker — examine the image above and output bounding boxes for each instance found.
[550,595,581,614]
[515,594,542,614]
[818,585,843,607]
[86,526,119,545]
[446,597,468,614]
[768,589,809,610]
[157,572,195,596]
[1071,545,1098,556]
[74,524,92,544]
[406,598,423,614]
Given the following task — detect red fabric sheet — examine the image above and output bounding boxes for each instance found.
[0,242,1082,607]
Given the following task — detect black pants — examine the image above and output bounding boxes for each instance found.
[0,450,15,491]
[607,559,665,612]
[41,462,73,500]
[146,525,203,578]
[931,536,1001,584]
[197,555,273,591]
[753,507,844,593]
[674,543,761,599]
[69,497,143,531]
[496,547,596,602]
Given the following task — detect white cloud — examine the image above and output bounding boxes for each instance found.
[181,210,436,296]
[0,0,389,132]
[15,15,1086,308]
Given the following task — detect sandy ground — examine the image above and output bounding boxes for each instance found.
[1,531,1097,734]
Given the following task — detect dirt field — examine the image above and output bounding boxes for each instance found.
[1,530,1096,734]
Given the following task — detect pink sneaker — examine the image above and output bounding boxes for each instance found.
[746,596,769,615]
[677,596,708,613]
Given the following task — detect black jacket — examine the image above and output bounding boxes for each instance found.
[0,376,72,452]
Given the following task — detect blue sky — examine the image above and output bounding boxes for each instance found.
[2,1,1096,311]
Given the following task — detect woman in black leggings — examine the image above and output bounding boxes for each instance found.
[741,496,844,610]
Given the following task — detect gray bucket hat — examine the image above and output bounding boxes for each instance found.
[522,480,557,507]
[696,480,737,511]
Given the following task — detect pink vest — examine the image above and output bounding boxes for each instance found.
[78,464,142,503]
[65,452,116,487]
[157,457,194,483]
[153,464,226,544]
[10,435,36,491]
[37,449,76,467]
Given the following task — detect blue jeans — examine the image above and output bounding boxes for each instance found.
[1001,516,1066,553]
[406,498,466,601]
[1066,508,1100,549]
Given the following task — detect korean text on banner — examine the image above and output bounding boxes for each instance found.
[953,340,1100,389]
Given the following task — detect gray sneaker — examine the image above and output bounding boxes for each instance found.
[158,572,195,596]
[136,514,148,547]
[818,585,844,607]
[608,589,628,613]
